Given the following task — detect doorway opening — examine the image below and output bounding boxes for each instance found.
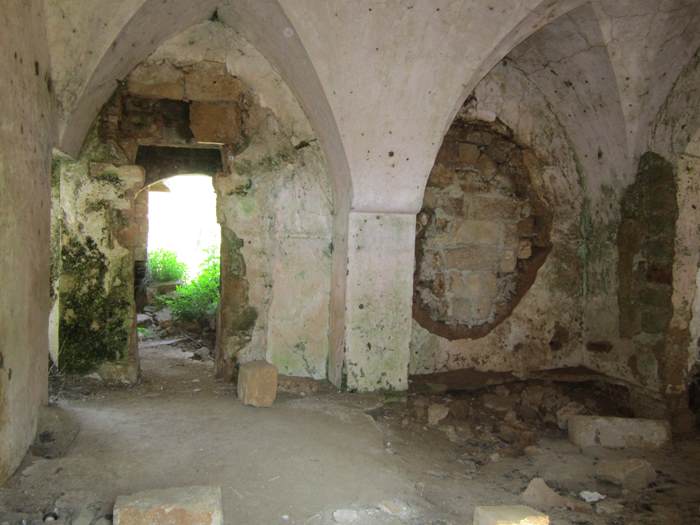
[134,145,224,383]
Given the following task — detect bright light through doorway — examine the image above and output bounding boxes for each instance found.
[147,175,220,280]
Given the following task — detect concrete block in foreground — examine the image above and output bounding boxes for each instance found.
[473,505,549,525]
[238,360,278,407]
[568,416,671,449]
[114,486,223,525]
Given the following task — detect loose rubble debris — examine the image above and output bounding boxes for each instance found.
[6,369,697,525]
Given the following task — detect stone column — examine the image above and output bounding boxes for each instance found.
[341,211,416,392]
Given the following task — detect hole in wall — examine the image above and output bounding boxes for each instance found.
[413,120,552,340]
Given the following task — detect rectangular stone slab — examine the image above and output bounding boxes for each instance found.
[238,360,278,407]
[568,416,671,449]
[474,505,549,525]
[114,486,223,525]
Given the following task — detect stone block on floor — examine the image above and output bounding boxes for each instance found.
[113,486,223,525]
[473,505,549,525]
[568,416,671,449]
[238,360,278,407]
[595,458,657,490]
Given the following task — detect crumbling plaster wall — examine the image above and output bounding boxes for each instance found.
[410,62,584,377]
[136,22,334,380]
[44,0,700,394]
[0,0,54,483]
[506,6,630,372]
[54,145,143,383]
[54,21,333,381]
[648,49,700,403]
[502,3,700,402]
[47,0,590,392]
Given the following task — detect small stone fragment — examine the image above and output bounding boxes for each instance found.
[595,458,657,490]
[113,486,223,525]
[579,491,605,503]
[377,499,412,519]
[332,509,359,523]
[523,446,542,457]
[482,393,515,414]
[191,347,210,361]
[521,478,588,512]
[459,458,478,473]
[237,360,278,407]
[473,505,549,525]
[427,403,449,425]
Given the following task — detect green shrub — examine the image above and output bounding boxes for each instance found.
[165,249,220,326]
[148,249,187,282]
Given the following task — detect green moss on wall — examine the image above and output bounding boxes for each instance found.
[618,152,677,343]
[58,236,131,374]
[93,170,124,188]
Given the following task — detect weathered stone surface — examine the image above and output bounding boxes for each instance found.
[427,403,450,425]
[184,62,245,101]
[568,416,671,449]
[56,161,144,381]
[521,478,588,512]
[595,458,657,490]
[113,486,223,525]
[128,62,184,100]
[237,361,278,407]
[555,401,586,430]
[414,121,554,343]
[443,245,503,270]
[189,101,242,144]
[473,505,549,525]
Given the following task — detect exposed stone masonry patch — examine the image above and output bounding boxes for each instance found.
[414,121,552,340]
[617,152,678,386]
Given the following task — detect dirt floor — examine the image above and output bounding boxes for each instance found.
[2,336,700,524]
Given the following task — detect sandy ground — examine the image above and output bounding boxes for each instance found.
[2,340,700,524]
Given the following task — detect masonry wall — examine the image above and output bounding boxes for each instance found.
[54,144,143,383]
[644,50,700,416]
[128,22,334,380]
[53,21,333,382]
[410,61,585,377]
[0,0,54,482]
